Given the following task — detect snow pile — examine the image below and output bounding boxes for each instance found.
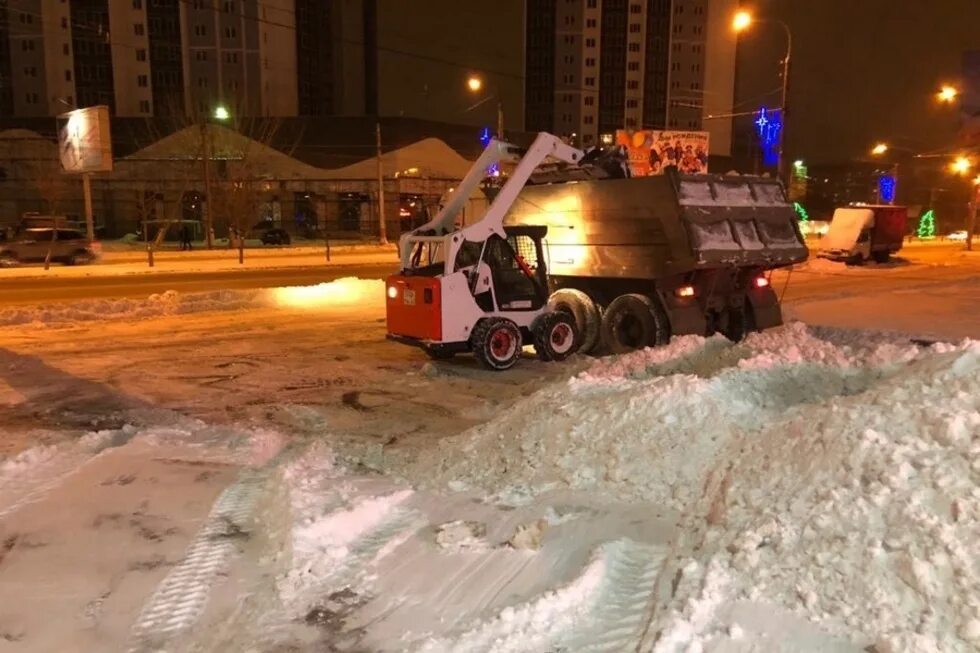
[0,277,384,326]
[659,339,980,652]
[400,323,921,509]
[395,324,979,651]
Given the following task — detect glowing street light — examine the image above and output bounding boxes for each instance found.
[732,10,752,32]
[871,142,889,156]
[466,76,483,93]
[950,156,973,175]
[213,105,230,121]
[937,85,959,104]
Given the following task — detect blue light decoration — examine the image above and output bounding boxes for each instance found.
[754,107,782,167]
[479,126,499,177]
[878,174,896,204]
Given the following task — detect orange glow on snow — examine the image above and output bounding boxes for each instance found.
[269,278,383,309]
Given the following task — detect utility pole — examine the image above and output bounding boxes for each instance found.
[968,184,977,252]
[497,101,504,141]
[375,121,388,245]
[82,173,94,241]
[201,121,215,249]
[776,29,792,187]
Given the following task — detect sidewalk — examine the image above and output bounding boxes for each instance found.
[0,247,398,280]
[100,240,397,264]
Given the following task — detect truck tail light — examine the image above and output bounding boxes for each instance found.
[753,276,770,289]
[387,285,398,299]
[675,285,696,298]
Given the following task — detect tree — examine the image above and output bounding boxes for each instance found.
[917,209,936,239]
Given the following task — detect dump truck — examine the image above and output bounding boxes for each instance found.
[818,205,907,264]
[502,167,810,353]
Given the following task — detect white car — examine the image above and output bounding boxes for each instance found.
[947,230,968,241]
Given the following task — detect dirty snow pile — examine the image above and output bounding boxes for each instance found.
[403,323,923,509]
[658,336,980,653]
[0,277,383,326]
[396,323,980,651]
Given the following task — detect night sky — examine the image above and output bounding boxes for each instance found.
[736,0,980,164]
[377,1,978,166]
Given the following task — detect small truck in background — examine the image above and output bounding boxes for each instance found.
[818,205,908,264]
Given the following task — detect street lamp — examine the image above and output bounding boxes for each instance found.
[871,142,888,156]
[950,156,973,175]
[733,10,792,185]
[937,85,959,104]
[213,105,230,121]
[465,74,504,140]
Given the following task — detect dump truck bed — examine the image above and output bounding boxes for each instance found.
[502,172,808,279]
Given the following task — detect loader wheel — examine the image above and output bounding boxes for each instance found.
[549,289,601,354]
[471,318,522,371]
[601,293,670,355]
[871,250,890,264]
[532,311,579,362]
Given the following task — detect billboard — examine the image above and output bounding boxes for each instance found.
[616,129,710,176]
[57,105,113,173]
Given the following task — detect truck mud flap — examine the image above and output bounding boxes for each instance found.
[747,286,782,330]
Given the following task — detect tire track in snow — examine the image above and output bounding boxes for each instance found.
[559,539,667,653]
[125,471,266,653]
[0,431,127,521]
[414,538,665,653]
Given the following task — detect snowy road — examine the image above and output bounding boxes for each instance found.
[0,250,977,651]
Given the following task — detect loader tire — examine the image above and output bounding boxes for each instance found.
[871,250,890,264]
[548,288,601,354]
[532,311,579,362]
[601,293,670,354]
[471,317,522,371]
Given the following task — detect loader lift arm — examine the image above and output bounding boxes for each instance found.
[398,132,585,271]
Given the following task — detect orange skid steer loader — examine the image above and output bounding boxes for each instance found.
[385,133,583,370]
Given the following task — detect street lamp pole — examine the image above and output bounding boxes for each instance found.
[776,21,792,186]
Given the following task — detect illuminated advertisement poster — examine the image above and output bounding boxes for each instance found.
[616,129,710,176]
[57,105,114,173]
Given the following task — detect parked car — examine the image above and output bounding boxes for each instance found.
[0,228,101,266]
[947,230,968,241]
[260,228,291,245]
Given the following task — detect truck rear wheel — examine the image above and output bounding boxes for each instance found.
[548,288,601,354]
[601,293,670,354]
[471,317,523,371]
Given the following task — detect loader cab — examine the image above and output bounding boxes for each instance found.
[452,225,549,312]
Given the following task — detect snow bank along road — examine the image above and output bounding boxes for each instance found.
[0,272,977,651]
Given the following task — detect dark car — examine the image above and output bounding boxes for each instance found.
[0,228,101,266]
[260,228,291,246]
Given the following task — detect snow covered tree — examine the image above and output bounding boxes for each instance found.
[917,210,935,239]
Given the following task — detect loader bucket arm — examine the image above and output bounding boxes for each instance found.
[398,132,584,270]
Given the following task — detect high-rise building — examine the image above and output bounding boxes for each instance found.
[0,0,372,118]
[525,0,736,155]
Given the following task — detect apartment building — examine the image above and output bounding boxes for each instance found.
[0,0,371,118]
[525,0,737,155]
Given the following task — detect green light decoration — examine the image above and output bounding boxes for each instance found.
[917,209,936,239]
[793,202,809,222]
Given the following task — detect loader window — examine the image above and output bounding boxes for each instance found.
[486,235,545,311]
[454,240,483,270]
[508,234,539,270]
[409,240,446,275]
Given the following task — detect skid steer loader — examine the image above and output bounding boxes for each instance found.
[385,132,584,370]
